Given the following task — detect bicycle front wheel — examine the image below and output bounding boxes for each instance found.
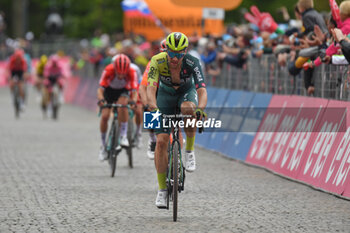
[108,123,117,177]
[126,118,134,168]
[13,86,20,118]
[172,140,180,222]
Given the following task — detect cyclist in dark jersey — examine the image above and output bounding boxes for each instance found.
[147,32,207,208]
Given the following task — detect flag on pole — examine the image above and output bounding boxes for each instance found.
[121,0,153,18]
[121,0,170,35]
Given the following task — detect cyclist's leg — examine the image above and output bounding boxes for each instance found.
[115,89,129,146]
[154,86,177,207]
[100,107,111,147]
[9,72,15,91]
[178,87,198,172]
[41,84,49,111]
[16,71,25,100]
[155,133,170,188]
[100,87,117,147]
[134,101,143,147]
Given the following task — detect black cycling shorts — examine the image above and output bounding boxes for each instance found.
[11,71,24,81]
[103,87,129,104]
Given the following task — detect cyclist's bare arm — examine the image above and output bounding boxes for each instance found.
[197,87,207,110]
[130,89,138,103]
[147,85,157,110]
[97,87,105,102]
[146,56,160,110]
[139,85,148,106]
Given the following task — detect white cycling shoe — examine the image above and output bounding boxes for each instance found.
[98,146,107,161]
[185,151,196,172]
[133,133,142,148]
[147,140,156,160]
[120,135,129,147]
[155,190,168,208]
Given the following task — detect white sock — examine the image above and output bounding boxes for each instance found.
[149,132,156,142]
[136,125,142,135]
[120,122,128,137]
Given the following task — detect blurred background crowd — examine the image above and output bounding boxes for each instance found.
[1,0,350,100]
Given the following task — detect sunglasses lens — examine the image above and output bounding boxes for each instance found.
[168,51,184,59]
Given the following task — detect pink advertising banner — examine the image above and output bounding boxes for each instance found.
[300,100,350,197]
[246,95,292,166]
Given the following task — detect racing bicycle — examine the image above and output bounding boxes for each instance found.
[166,109,204,221]
[99,103,135,177]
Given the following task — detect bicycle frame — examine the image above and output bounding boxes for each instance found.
[166,112,186,222]
[100,103,135,177]
[167,125,185,192]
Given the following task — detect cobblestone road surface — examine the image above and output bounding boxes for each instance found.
[1,88,350,233]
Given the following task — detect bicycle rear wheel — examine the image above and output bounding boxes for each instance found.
[172,140,180,222]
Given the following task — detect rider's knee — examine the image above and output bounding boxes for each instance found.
[118,96,128,105]
[157,135,169,149]
[181,102,195,116]
[101,112,109,122]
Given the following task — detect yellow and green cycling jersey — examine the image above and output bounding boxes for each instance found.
[147,52,206,92]
[147,52,206,134]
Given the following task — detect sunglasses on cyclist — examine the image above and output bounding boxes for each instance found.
[167,50,186,59]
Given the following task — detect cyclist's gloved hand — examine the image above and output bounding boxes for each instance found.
[97,99,106,107]
[128,100,136,108]
[143,104,150,112]
[194,108,207,120]
[151,108,160,113]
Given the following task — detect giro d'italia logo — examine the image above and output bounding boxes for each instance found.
[143,110,162,129]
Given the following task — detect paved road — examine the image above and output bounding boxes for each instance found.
[1,87,350,233]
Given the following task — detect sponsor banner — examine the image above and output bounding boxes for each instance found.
[266,96,328,178]
[124,0,224,41]
[0,61,8,87]
[170,0,242,10]
[246,95,328,179]
[195,87,218,147]
[218,91,255,158]
[205,89,230,151]
[63,76,81,103]
[262,96,328,178]
[74,78,91,108]
[246,95,292,166]
[224,92,272,160]
[298,100,349,196]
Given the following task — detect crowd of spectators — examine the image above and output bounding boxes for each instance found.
[3,0,350,98]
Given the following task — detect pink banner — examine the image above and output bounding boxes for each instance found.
[266,96,327,178]
[0,61,9,87]
[63,76,81,104]
[246,95,328,179]
[299,100,350,196]
[246,95,292,166]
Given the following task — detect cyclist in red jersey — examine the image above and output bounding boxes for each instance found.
[8,49,27,110]
[97,54,138,161]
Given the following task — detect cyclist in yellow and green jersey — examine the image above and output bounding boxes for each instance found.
[147,32,207,208]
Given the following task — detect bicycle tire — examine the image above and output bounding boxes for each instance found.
[13,85,20,118]
[172,140,180,222]
[126,118,134,168]
[52,92,59,120]
[108,122,117,177]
